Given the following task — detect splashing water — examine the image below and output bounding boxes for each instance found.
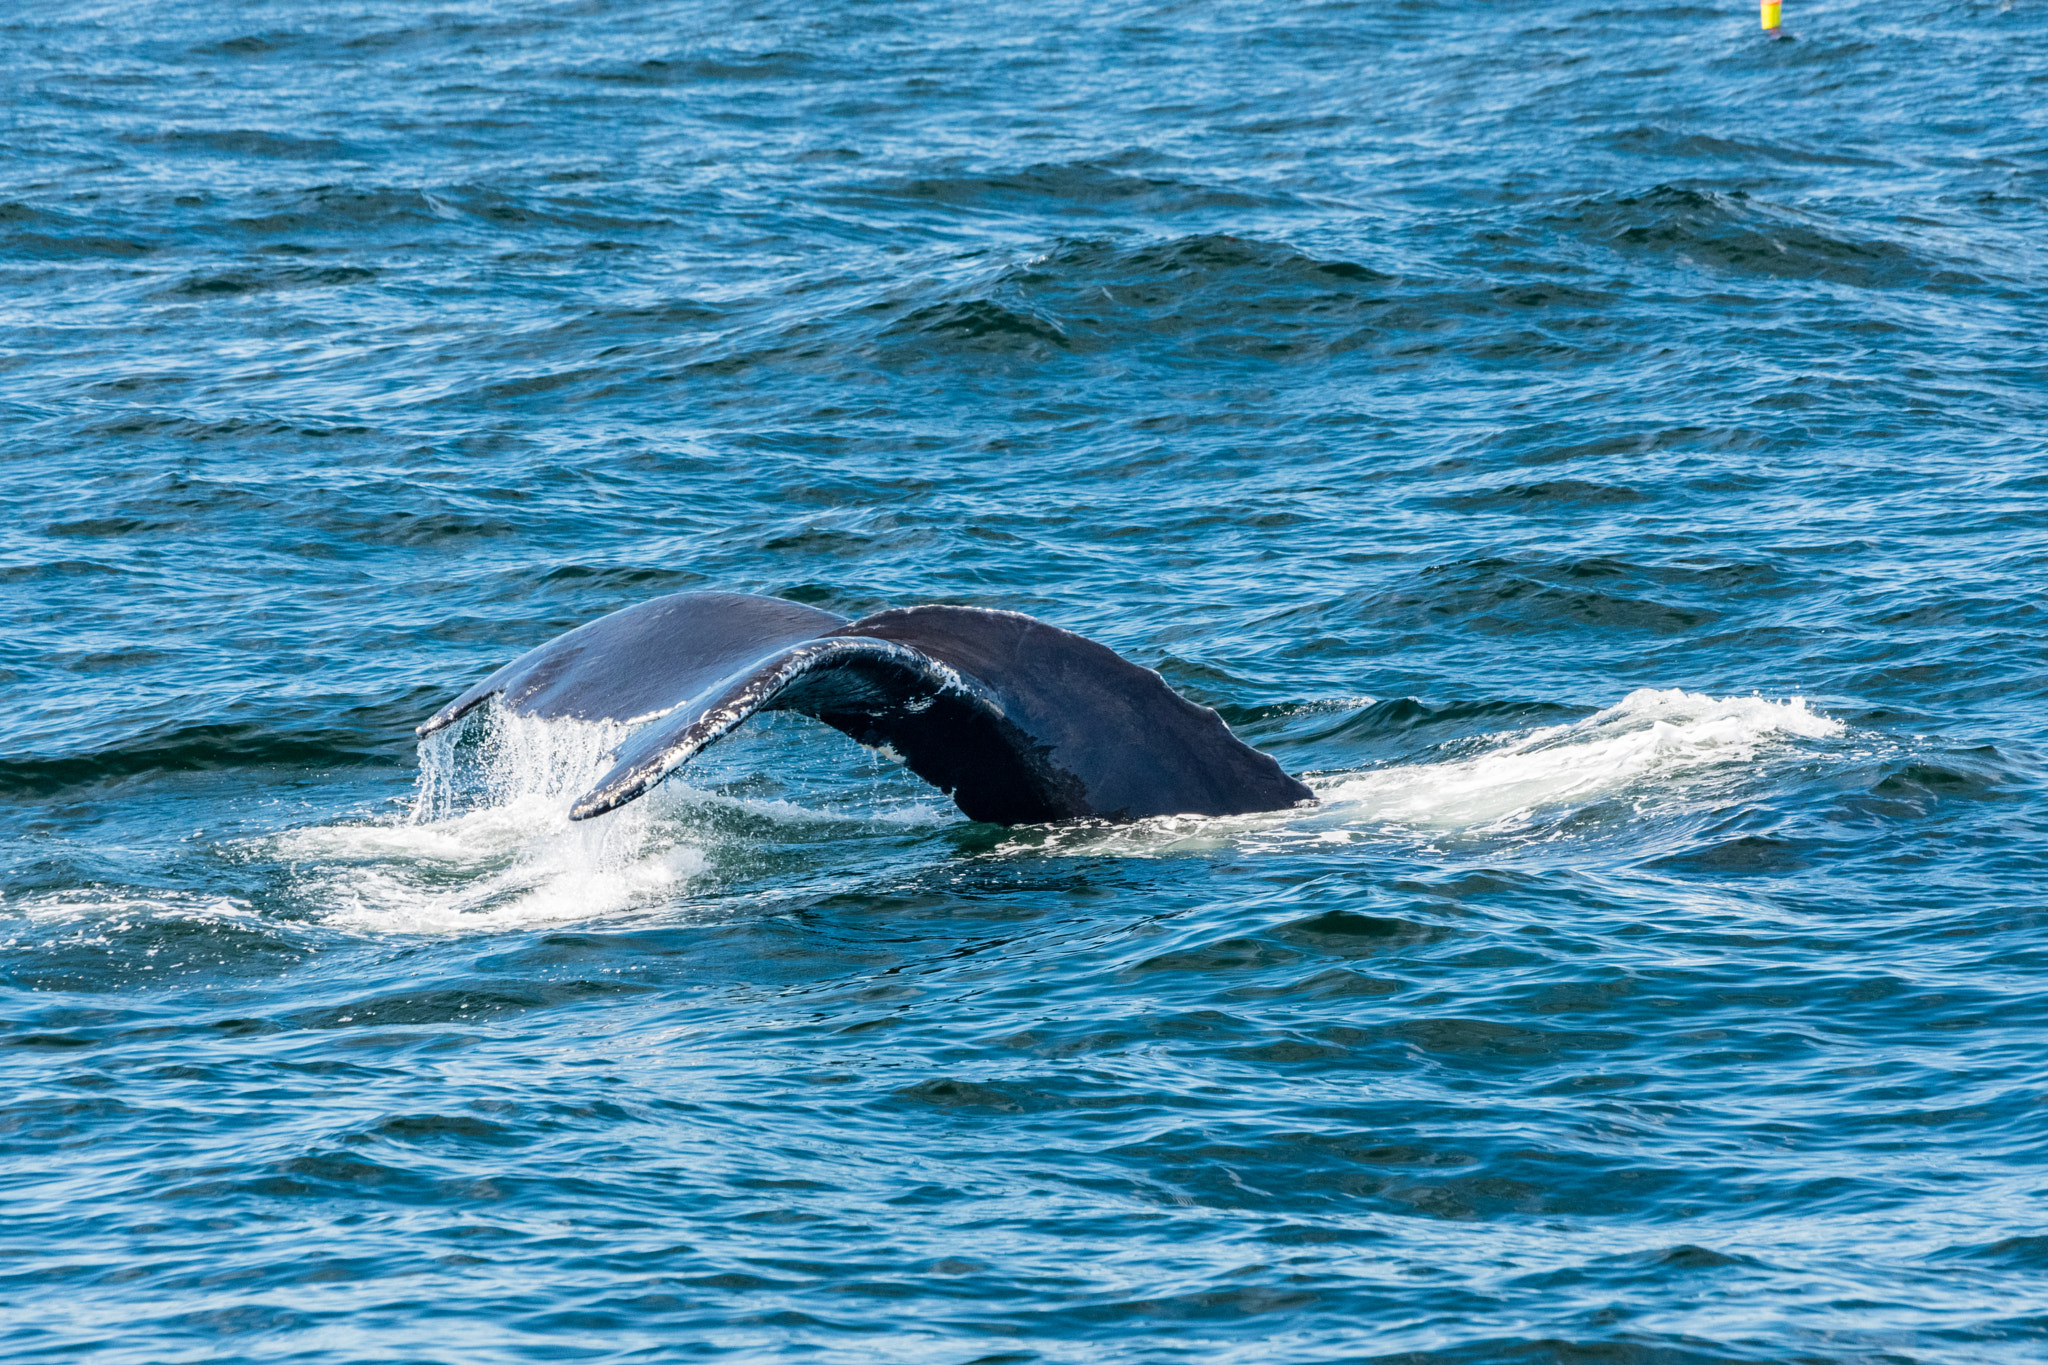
[407,724,460,826]
[280,706,706,935]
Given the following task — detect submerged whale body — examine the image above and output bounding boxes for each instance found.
[418,592,1314,825]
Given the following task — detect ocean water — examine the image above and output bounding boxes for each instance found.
[5,1,2047,1360]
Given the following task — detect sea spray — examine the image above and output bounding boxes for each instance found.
[408,723,460,825]
[285,704,706,934]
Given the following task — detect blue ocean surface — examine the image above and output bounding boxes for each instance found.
[5,1,2047,1360]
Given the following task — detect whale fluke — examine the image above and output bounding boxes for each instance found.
[420,592,1314,825]
[418,592,845,736]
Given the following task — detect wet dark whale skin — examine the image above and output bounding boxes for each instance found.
[419,592,845,734]
[421,591,1314,825]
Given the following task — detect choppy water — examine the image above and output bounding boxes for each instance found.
[6,1,2048,1360]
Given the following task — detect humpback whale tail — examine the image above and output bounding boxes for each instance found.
[419,592,1314,825]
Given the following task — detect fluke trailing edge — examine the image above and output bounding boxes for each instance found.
[418,592,1314,825]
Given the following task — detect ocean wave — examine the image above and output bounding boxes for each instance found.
[853,161,1295,218]
[1547,184,1990,291]
[0,722,395,797]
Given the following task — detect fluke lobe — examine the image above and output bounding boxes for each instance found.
[418,592,1314,825]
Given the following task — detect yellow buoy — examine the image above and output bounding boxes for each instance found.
[1761,0,1782,30]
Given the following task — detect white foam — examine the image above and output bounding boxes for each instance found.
[275,708,708,936]
[270,707,951,936]
[1317,687,1843,835]
[4,889,264,936]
